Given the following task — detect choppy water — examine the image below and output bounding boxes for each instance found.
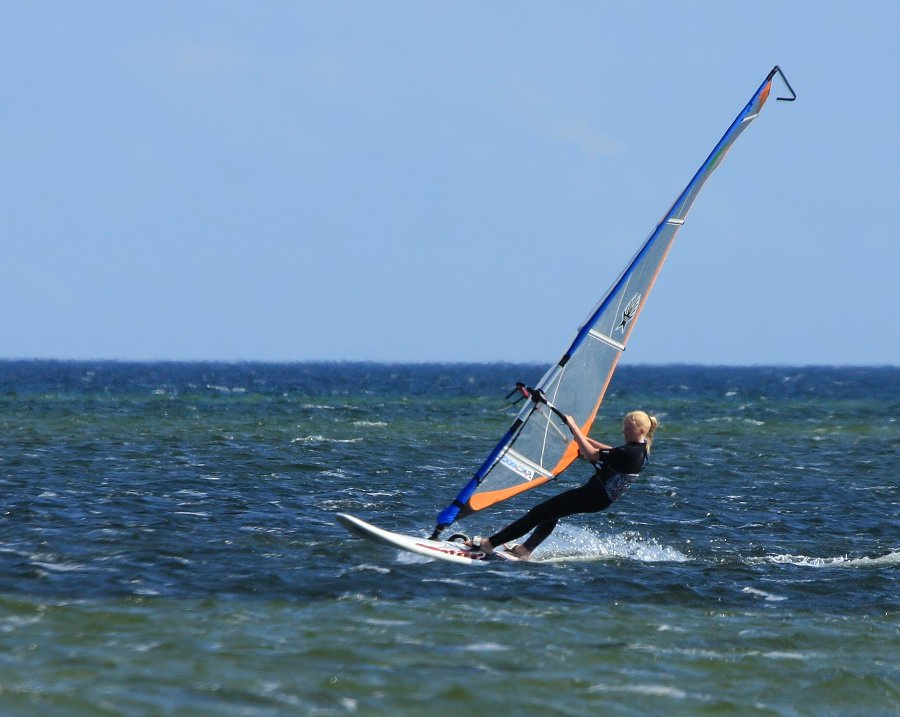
[0,361,897,715]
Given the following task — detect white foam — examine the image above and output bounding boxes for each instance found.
[751,550,900,568]
[458,642,509,652]
[291,435,362,444]
[31,560,88,573]
[742,586,787,602]
[205,384,246,394]
[588,683,688,700]
[536,524,689,563]
[761,651,810,661]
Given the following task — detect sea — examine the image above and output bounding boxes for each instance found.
[0,360,896,716]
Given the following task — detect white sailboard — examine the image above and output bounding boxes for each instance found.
[336,513,520,564]
[338,66,795,561]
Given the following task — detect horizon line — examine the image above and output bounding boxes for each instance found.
[0,358,896,370]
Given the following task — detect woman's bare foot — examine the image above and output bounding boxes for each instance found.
[508,544,532,560]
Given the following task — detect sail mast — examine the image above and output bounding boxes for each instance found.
[432,66,795,539]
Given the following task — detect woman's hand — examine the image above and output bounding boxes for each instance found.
[565,415,609,461]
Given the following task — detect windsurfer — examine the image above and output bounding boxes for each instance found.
[468,411,658,559]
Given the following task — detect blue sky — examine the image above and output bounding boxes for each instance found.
[2,2,897,365]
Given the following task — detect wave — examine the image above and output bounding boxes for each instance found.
[741,586,787,602]
[205,384,247,394]
[290,435,362,444]
[750,550,900,568]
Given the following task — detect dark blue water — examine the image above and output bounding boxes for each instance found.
[0,362,897,715]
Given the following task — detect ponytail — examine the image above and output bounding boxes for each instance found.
[645,414,658,454]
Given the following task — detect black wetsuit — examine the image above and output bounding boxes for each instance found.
[487,441,648,552]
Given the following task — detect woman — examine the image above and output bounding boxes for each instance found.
[469,410,658,559]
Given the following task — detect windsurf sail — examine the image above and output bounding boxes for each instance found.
[431,66,795,539]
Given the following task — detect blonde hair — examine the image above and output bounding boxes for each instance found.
[624,410,659,453]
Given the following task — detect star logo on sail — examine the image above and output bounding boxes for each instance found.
[616,293,641,333]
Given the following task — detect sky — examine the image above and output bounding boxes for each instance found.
[1,1,898,366]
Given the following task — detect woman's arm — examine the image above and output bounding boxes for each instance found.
[584,436,612,450]
[563,415,611,461]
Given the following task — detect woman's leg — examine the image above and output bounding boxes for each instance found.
[521,519,557,553]
[488,480,608,549]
